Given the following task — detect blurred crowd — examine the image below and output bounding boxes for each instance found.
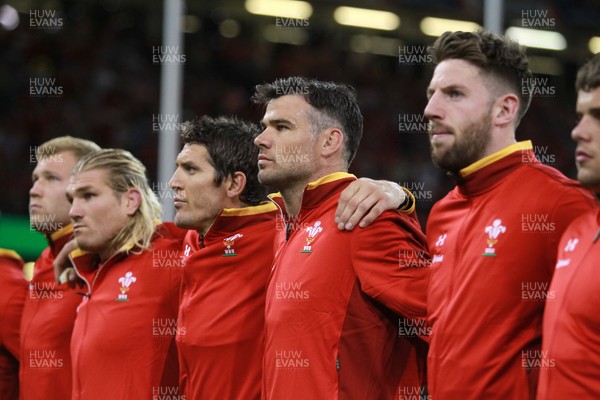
[0,2,584,227]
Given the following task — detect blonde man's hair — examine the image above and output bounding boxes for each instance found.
[72,149,161,255]
[36,136,101,160]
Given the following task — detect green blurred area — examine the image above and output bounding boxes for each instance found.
[0,214,47,262]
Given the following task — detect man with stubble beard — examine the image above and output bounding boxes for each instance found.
[422,30,595,399]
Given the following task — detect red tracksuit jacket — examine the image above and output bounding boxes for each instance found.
[537,205,600,399]
[0,249,27,400]
[19,225,84,400]
[69,222,185,400]
[426,141,595,399]
[177,203,277,399]
[263,172,430,400]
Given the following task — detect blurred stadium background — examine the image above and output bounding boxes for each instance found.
[0,0,598,260]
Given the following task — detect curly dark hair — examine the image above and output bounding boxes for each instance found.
[576,53,600,92]
[252,76,363,166]
[180,116,267,206]
[428,29,533,126]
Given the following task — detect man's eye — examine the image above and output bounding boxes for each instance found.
[84,193,94,200]
[276,125,289,132]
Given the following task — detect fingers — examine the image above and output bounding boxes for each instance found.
[341,194,379,230]
[58,267,73,285]
[67,269,82,289]
[337,178,405,230]
[336,181,372,230]
[356,202,386,229]
[54,258,63,284]
[336,180,363,227]
[54,239,77,284]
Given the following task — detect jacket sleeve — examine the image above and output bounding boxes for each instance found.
[0,254,27,360]
[545,186,596,274]
[350,211,431,321]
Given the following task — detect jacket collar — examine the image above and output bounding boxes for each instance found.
[47,224,74,257]
[268,172,356,216]
[201,202,278,245]
[455,141,534,197]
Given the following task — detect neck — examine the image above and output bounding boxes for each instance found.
[198,198,248,236]
[46,223,71,242]
[99,248,117,263]
[483,128,516,158]
[280,182,307,216]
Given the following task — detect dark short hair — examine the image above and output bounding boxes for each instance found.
[428,29,533,126]
[180,116,267,206]
[576,53,600,92]
[251,76,363,166]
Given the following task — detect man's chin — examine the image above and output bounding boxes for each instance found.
[257,172,276,187]
[577,171,600,192]
[173,215,196,231]
[74,241,94,253]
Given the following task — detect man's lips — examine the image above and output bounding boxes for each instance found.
[73,224,86,232]
[429,130,453,144]
[258,154,272,165]
[173,197,187,207]
[576,149,592,164]
[29,204,42,212]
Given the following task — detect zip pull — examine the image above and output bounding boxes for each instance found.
[336,358,340,371]
[285,221,292,242]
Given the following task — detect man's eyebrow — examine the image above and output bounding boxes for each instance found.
[590,106,600,117]
[72,184,94,194]
[427,83,467,96]
[178,159,199,169]
[263,118,295,126]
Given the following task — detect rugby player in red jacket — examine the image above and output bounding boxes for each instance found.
[169,115,416,399]
[253,77,430,400]
[336,31,596,399]
[21,136,100,400]
[421,31,594,399]
[169,116,276,399]
[0,249,27,400]
[64,149,186,400]
[538,53,600,399]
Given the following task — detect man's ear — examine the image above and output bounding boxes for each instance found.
[124,188,142,216]
[494,93,520,127]
[226,172,247,199]
[321,128,344,158]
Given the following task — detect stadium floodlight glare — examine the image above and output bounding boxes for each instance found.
[245,0,313,19]
[420,17,480,37]
[589,37,600,54]
[333,6,400,31]
[506,27,566,51]
[0,5,19,31]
